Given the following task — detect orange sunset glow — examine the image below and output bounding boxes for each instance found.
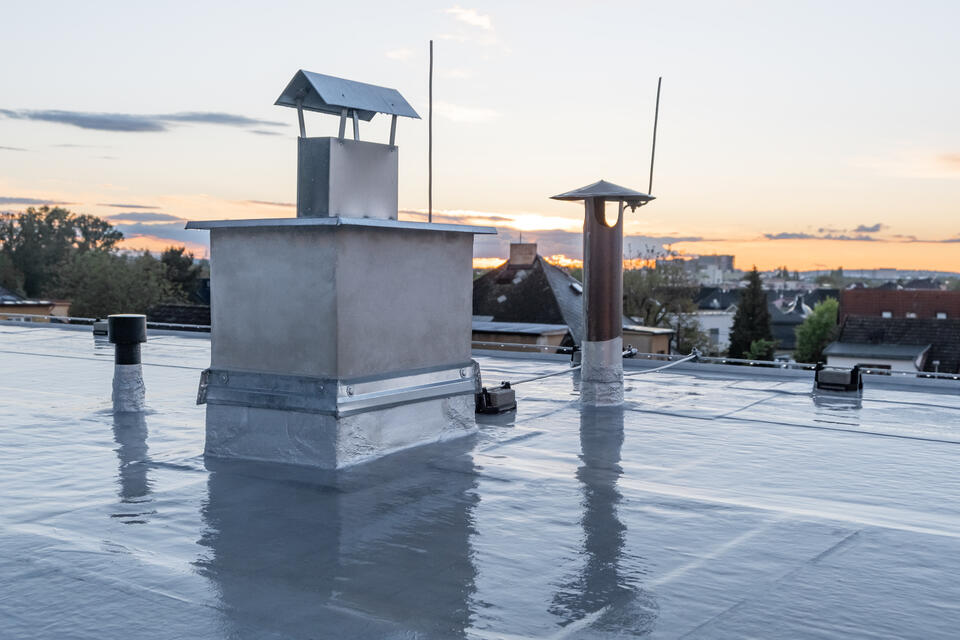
[472,240,959,273]
[118,235,209,258]
[668,239,960,273]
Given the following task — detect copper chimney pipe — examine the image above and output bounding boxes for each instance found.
[552,181,654,405]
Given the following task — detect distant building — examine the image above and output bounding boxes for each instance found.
[473,243,673,353]
[0,285,68,320]
[824,342,930,372]
[471,320,570,351]
[825,316,960,373]
[840,289,960,321]
[660,255,737,285]
[693,287,839,353]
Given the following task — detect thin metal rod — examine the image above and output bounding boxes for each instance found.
[428,39,434,223]
[352,110,359,141]
[648,76,662,195]
[389,114,397,146]
[338,107,347,140]
[295,99,306,138]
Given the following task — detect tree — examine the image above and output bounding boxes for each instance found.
[0,252,24,295]
[623,261,699,326]
[815,266,845,288]
[794,298,839,363]
[161,246,202,302]
[728,266,773,359]
[53,251,174,318]
[746,338,776,361]
[0,206,123,297]
[622,261,711,354]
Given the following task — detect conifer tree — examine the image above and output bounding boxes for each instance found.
[728,267,773,359]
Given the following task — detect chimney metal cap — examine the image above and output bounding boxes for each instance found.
[275,70,420,121]
[551,179,654,207]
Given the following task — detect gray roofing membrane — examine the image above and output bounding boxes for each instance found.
[2,323,960,638]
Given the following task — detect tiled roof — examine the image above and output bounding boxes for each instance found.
[839,315,960,373]
[473,256,638,347]
[0,285,24,303]
[824,342,930,360]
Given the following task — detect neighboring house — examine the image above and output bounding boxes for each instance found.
[824,315,960,373]
[824,342,930,372]
[471,320,570,351]
[693,287,740,352]
[903,278,943,290]
[693,288,838,353]
[622,324,674,355]
[694,310,735,352]
[0,285,63,320]
[769,301,806,351]
[840,289,960,321]
[473,243,674,353]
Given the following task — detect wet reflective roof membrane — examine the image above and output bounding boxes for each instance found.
[2,323,960,639]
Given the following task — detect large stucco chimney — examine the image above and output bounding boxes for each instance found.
[187,70,496,468]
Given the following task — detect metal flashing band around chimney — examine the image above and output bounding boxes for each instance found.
[198,362,480,418]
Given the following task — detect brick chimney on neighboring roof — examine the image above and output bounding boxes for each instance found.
[508,242,537,267]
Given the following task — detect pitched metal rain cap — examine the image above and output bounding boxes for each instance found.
[551,179,655,206]
[275,70,421,121]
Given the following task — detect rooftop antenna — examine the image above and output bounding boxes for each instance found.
[428,39,434,223]
[648,76,662,196]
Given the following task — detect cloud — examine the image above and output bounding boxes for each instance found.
[159,112,284,127]
[106,212,185,223]
[243,200,295,208]
[441,68,473,79]
[386,48,414,61]
[853,223,885,233]
[0,109,286,133]
[250,129,283,136]
[826,234,876,241]
[114,222,199,245]
[0,196,71,205]
[938,153,960,168]
[98,203,159,209]
[0,145,27,151]
[445,6,493,30]
[433,101,499,123]
[398,208,714,259]
[765,231,876,241]
[643,235,706,244]
[856,151,960,179]
[765,232,816,240]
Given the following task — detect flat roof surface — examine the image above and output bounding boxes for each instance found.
[2,324,960,639]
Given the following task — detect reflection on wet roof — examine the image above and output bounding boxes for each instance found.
[2,323,960,638]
